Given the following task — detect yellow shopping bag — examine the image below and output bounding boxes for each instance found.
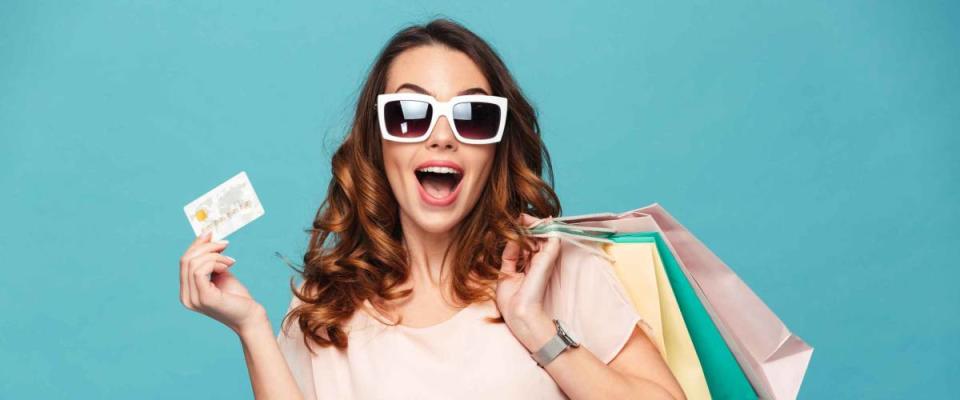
[526,218,713,399]
[605,241,712,400]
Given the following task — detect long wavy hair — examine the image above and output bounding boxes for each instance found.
[281,17,561,353]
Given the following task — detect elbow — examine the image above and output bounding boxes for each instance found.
[622,375,686,400]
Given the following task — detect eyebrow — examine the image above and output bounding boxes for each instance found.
[394,83,490,96]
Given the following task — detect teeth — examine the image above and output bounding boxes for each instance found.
[416,166,460,174]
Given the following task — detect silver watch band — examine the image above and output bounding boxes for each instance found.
[532,334,569,367]
[531,320,579,367]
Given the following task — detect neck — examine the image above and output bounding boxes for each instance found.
[398,212,456,290]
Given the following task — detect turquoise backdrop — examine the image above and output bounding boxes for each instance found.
[2,1,957,398]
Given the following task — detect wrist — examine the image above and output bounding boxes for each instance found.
[511,312,558,352]
[234,305,271,339]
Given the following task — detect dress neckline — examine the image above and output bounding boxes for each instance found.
[360,298,488,333]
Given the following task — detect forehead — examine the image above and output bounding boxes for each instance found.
[385,45,491,100]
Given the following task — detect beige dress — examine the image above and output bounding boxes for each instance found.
[276,239,645,399]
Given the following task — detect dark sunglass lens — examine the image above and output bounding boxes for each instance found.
[452,102,501,140]
[384,100,433,138]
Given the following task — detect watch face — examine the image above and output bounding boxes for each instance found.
[556,320,581,347]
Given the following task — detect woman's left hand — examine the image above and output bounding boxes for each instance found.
[496,213,563,352]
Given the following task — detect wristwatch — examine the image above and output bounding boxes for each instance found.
[531,319,581,367]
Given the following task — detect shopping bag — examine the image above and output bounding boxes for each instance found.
[635,204,813,400]
[551,204,813,399]
[606,236,713,400]
[527,221,712,399]
[529,218,756,399]
[603,241,665,353]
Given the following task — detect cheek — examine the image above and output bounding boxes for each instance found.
[381,140,397,164]
[380,144,402,186]
[468,148,497,188]
[381,142,414,193]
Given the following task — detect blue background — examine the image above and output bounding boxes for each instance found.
[2,1,957,398]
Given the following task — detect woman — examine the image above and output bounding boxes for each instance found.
[178,18,685,399]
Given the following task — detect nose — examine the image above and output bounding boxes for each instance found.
[425,115,457,151]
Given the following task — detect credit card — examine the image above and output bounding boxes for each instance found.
[183,171,265,241]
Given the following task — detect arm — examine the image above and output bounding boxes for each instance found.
[514,313,685,400]
[178,232,307,399]
[236,308,306,400]
[497,215,685,399]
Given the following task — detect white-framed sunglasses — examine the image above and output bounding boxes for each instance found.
[375,92,508,145]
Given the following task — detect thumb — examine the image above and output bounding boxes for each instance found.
[501,240,521,275]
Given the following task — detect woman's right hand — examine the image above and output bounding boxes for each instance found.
[179,231,266,335]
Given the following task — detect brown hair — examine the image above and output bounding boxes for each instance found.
[281,17,561,353]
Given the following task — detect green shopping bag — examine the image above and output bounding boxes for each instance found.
[611,232,756,400]
[527,219,757,399]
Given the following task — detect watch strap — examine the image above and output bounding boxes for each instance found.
[530,319,578,367]
[531,334,569,367]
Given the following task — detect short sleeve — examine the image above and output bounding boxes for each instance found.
[276,283,319,400]
[544,237,645,364]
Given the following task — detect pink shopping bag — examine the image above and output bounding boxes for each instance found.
[554,204,813,399]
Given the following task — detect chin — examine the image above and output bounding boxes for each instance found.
[411,213,461,234]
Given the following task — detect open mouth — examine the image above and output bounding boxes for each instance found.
[415,166,464,200]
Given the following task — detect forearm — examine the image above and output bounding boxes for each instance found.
[237,315,305,400]
[541,345,678,399]
[514,314,680,400]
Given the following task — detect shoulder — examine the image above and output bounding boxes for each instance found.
[546,240,633,313]
[279,282,335,341]
[545,240,643,364]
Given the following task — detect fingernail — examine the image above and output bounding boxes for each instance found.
[213,239,229,245]
[225,255,236,263]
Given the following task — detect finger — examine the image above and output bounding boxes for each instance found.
[515,235,542,273]
[518,235,540,260]
[185,230,213,255]
[530,236,542,252]
[195,260,233,307]
[190,254,235,305]
[520,236,561,298]
[188,253,236,276]
[182,240,230,263]
[187,253,235,307]
[180,257,190,309]
[181,236,212,309]
[210,268,235,287]
[519,212,541,228]
[186,255,198,308]
[182,237,222,309]
[184,239,229,261]
[210,269,249,297]
[501,240,520,275]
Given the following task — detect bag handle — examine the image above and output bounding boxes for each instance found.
[524,219,617,263]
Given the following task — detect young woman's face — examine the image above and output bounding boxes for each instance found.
[381,45,497,235]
